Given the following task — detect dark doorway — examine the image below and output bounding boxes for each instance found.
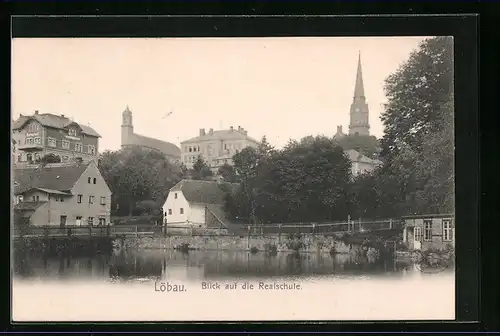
[60,215,67,228]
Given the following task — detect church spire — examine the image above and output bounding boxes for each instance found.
[354,51,365,99]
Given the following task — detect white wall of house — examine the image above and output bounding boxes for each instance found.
[163,191,190,225]
[188,204,206,227]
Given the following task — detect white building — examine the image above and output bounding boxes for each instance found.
[180,126,259,173]
[344,149,382,177]
[163,179,238,227]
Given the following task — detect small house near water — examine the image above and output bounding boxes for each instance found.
[402,213,455,251]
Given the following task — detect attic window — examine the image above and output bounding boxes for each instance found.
[93,178,96,184]
[68,128,77,137]
[88,177,91,184]
[174,193,178,199]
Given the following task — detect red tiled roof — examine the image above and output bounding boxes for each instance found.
[13,162,90,195]
[170,179,239,205]
[12,113,101,137]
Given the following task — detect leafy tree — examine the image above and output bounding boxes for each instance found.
[217,163,239,183]
[98,147,182,217]
[372,36,454,216]
[380,36,454,160]
[225,135,352,224]
[190,155,213,181]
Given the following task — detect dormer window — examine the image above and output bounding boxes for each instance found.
[68,128,77,137]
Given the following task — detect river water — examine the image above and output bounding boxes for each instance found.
[12,249,455,321]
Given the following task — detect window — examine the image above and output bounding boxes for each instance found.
[189,147,192,152]
[75,143,83,152]
[224,144,227,150]
[168,209,172,215]
[60,197,64,203]
[99,217,106,226]
[76,216,82,226]
[62,140,70,149]
[93,178,97,184]
[28,123,39,132]
[88,177,91,183]
[17,154,22,162]
[62,155,69,162]
[69,128,77,137]
[17,195,23,204]
[88,145,96,154]
[77,194,82,203]
[89,196,95,204]
[414,227,422,242]
[34,137,41,144]
[424,220,433,241]
[26,138,34,145]
[180,208,184,214]
[174,193,178,199]
[48,137,57,147]
[32,195,39,202]
[87,217,94,226]
[442,219,453,241]
[100,196,106,205]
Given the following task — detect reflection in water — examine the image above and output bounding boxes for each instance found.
[12,249,433,282]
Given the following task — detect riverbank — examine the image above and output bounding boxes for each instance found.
[116,234,386,258]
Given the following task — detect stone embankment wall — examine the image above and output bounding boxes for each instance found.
[116,233,375,255]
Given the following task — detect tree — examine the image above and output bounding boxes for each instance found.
[98,147,182,217]
[374,36,454,216]
[190,155,213,181]
[225,135,353,224]
[217,163,238,183]
[380,36,454,160]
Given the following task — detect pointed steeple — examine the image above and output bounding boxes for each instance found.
[354,51,365,99]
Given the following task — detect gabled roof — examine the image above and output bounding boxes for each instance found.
[12,113,101,138]
[170,179,239,205]
[128,133,181,158]
[13,162,90,195]
[345,149,382,165]
[181,129,258,144]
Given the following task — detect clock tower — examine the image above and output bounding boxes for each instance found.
[348,52,370,136]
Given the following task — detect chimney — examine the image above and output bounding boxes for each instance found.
[244,130,248,135]
[337,125,342,134]
[209,128,214,135]
[230,126,234,131]
[199,128,206,136]
[34,110,39,115]
[238,126,241,131]
[61,114,65,118]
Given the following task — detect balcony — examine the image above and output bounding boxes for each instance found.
[17,144,44,152]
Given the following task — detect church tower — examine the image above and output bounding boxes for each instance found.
[121,106,133,147]
[348,52,370,136]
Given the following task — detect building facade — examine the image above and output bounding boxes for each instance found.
[163,179,238,227]
[13,161,112,227]
[344,149,382,177]
[402,214,455,251]
[12,111,101,165]
[121,106,181,163]
[180,126,259,173]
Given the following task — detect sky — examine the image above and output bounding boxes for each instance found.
[11,37,429,151]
